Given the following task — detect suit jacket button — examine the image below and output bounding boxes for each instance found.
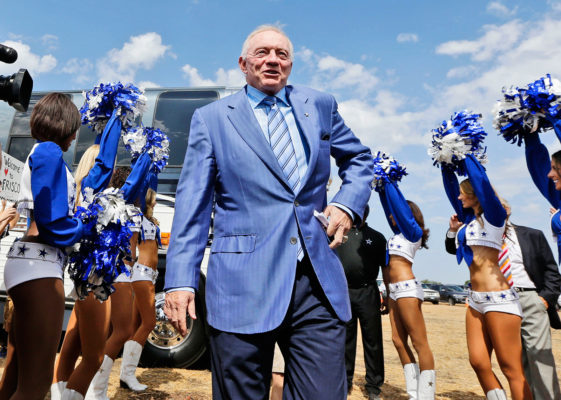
[294,201,299,207]
[290,237,297,245]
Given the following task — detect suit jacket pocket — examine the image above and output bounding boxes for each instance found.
[211,234,256,253]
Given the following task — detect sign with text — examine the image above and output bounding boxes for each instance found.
[1,152,23,203]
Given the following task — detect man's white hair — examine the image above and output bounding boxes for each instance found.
[240,25,294,60]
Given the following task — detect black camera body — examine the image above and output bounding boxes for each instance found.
[0,44,33,112]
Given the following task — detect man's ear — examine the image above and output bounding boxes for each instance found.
[238,57,247,74]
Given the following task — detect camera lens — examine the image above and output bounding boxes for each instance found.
[0,69,33,112]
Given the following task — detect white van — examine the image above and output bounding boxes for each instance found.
[0,86,239,367]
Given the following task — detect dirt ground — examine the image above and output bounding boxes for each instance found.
[5,302,561,399]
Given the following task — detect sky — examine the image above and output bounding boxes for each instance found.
[2,0,561,284]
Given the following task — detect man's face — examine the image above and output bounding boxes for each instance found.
[239,30,292,95]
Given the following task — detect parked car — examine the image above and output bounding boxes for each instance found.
[437,285,468,306]
[421,284,439,304]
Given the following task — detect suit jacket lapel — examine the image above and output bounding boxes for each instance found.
[226,89,288,185]
[286,87,319,190]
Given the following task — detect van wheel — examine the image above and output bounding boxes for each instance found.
[140,277,208,368]
[431,300,438,305]
[448,297,456,306]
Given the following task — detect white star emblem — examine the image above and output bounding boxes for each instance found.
[365,239,372,245]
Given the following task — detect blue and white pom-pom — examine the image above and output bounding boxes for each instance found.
[520,74,561,119]
[67,188,142,301]
[80,82,147,134]
[122,126,170,173]
[493,87,533,146]
[429,110,487,175]
[372,152,407,192]
[494,74,561,145]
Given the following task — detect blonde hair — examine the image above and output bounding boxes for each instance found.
[459,179,511,227]
[240,25,294,60]
[144,188,156,220]
[74,145,100,205]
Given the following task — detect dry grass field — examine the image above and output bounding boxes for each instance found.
[6,302,561,399]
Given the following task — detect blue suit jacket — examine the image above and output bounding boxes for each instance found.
[165,85,373,334]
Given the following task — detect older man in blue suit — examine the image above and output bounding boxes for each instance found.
[164,25,373,399]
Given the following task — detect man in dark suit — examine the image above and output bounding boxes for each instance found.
[337,206,386,400]
[164,25,373,399]
[446,215,561,400]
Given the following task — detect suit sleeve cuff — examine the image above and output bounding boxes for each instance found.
[329,202,356,222]
[166,287,195,293]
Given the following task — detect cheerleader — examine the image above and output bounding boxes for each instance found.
[86,157,152,399]
[120,175,160,392]
[0,93,84,400]
[374,154,435,399]
[496,75,561,260]
[53,109,123,400]
[434,112,531,400]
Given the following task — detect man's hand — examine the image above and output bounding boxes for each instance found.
[449,214,463,232]
[164,291,196,337]
[539,296,549,310]
[324,205,352,249]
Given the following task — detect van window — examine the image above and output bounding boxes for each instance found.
[0,103,15,149]
[153,90,219,167]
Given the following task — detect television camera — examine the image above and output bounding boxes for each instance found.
[0,44,33,112]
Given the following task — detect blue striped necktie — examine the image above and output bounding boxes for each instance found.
[262,96,301,192]
[262,95,303,260]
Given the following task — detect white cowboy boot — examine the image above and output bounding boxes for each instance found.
[403,363,420,399]
[119,340,147,391]
[51,381,67,400]
[486,388,507,400]
[85,355,113,400]
[417,370,436,399]
[61,388,84,400]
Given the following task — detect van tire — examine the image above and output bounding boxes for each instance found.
[140,276,208,368]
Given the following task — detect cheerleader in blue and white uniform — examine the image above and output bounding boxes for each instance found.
[518,119,561,261]
[435,111,530,399]
[51,112,127,400]
[86,156,152,399]
[119,173,160,392]
[374,154,435,400]
[0,93,84,400]
[495,75,561,263]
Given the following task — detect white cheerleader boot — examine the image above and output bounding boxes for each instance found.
[417,370,436,399]
[51,381,67,400]
[119,340,147,391]
[61,388,84,400]
[403,363,420,399]
[486,388,507,400]
[85,355,113,400]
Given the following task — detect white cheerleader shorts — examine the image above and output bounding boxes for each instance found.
[468,289,523,317]
[388,278,424,301]
[131,262,158,284]
[4,242,66,292]
[114,265,132,283]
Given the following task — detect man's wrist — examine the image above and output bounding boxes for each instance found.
[166,287,195,294]
[446,230,457,238]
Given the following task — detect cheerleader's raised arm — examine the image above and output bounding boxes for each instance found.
[461,154,507,228]
[80,111,122,195]
[523,133,561,208]
[379,182,422,243]
[29,141,83,247]
[121,152,152,203]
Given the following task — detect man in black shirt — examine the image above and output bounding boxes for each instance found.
[337,206,386,400]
